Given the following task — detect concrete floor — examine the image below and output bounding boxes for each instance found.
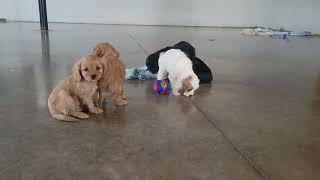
[0,22,320,180]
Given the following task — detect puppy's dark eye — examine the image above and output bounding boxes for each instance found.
[83,68,88,72]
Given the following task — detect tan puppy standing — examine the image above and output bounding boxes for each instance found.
[92,42,128,107]
[48,55,104,122]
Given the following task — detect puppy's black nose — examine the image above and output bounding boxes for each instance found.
[91,74,97,79]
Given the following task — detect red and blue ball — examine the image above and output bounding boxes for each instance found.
[153,79,170,94]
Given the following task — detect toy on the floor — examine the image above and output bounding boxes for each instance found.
[153,79,170,94]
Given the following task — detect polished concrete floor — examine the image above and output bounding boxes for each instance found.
[0,22,320,180]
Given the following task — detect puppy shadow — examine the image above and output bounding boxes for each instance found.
[179,82,214,114]
[197,82,214,95]
[88,102,128,125]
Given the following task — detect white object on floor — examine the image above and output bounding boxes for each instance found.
[242,27,313,38]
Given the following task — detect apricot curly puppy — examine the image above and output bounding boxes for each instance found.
[93,42,120,59]
[92,42,128,107]
[48,55,104,122]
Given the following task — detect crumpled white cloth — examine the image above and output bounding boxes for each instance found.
[125,66,157,80]
[242,27,313,38]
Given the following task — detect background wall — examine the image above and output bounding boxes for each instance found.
[1,0,319,32]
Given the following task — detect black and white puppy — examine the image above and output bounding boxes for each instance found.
[157,49,199,96]
[146,41,213,83]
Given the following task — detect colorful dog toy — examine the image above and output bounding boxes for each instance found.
[153,79,170,94]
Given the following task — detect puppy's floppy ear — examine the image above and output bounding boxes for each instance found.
[102,44,119,58]
[72,60,82,82]
[93,46,103,57]
[178,76,193,94]
[110,45,120,57]
[101,61,106,75]
[100,58,108,75]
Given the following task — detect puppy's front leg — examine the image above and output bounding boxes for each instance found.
[172,89,181,96]
[157,67,167,80]
[98,90,105,108]
[98,90,110,108]
[83,96,103,114]
[184,89,195,97]
[92,91,100,107]
[171,80,181,96]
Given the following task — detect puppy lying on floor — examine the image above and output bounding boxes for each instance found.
[92,42,128,107]
[48,55,104,122]
[157,49,200,96]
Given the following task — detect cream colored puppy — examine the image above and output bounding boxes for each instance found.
[157,49,199,96]
[48,55,104,122]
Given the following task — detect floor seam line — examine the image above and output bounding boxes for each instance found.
[0,158,24,175]
[128,32,149,55]
[188,98,270,180]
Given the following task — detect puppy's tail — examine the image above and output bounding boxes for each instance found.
[51,114,79,122]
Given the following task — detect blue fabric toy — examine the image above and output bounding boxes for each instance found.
[153,80,170,94]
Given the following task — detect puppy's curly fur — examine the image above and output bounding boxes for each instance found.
[92,42,128,107]
[93,42,120,59]
[48,55,104,122]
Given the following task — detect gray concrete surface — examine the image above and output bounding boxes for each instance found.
[0,22,320,180]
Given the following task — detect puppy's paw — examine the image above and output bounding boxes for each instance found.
[78,113,89,119]
[90,107,103,114]
[73,112,89,119]
[115,99,128,106]
[173,91,181,96]
[184,91,194,97]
